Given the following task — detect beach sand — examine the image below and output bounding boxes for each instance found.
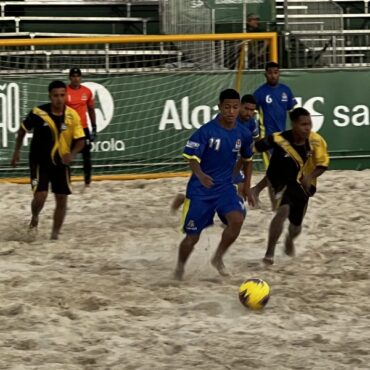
[0,170,369,369]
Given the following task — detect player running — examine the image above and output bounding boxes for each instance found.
[174,89,254,280]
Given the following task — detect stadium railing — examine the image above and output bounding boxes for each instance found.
[0,16,154,35]
[0,1,159,18]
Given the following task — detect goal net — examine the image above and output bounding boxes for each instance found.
[0,33,276,180]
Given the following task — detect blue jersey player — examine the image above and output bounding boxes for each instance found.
[171,93,258,212]
[233,94,259,186]
[174,89,254,280]
[251,62,297,206]
[239,94,259,140]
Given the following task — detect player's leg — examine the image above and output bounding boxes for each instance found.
[284,195,308,257]
[170,193,186,213]
[50,165,72,240]
[51,194,68,240]
[250,176,267,207]
[212,191,245,275]
[284,224,301,257]
[175,234,200,280]
[29,162,49,229]
[250,151,271,207]
[82,128,92,186]
[212,211,244,276]
[174,197,215,280]
[263,204,290,265]
[30,191,48,229]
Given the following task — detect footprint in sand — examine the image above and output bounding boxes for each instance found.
[79,296,111,312]
[125,306,151,316]
[191,301,223,316]
[0,303,24,316]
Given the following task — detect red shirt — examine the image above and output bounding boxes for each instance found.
[66,85,94,129]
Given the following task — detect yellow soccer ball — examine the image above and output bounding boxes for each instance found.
[239,278,270,310]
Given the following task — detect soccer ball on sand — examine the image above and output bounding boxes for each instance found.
[239,278,270,310]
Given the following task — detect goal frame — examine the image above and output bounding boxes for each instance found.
[0,32,277,183]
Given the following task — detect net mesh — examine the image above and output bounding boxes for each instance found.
[0,35,271,179]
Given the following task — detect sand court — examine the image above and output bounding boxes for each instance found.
[0,170,370,369]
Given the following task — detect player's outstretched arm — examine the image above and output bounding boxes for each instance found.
[11,127,27,167]
[254,135,275,153]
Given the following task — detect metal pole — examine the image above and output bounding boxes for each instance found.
[211,9,216,69]
[284,0,289,31]
[332,35,337,65]
[243,1,247,33]
[105,43,109,73]
[211,9,215,34]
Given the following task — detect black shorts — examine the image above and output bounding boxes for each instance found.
[30,161,72,195]
[276,183,309,226]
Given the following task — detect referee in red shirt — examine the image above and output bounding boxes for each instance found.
[66,68,97,186]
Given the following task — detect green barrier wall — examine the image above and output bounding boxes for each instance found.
[0,69,369,177]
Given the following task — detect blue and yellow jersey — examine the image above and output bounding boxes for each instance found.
[183,117,253,199]
[253,83,297,137]
[237,116,259,139]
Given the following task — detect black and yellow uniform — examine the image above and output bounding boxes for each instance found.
[22,103,85,194]
[255,130,329,225]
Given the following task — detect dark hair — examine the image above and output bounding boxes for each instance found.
[48,80,66,92]
[241,94,256,105]
[69,67,82,76]
[290,107,310,122]
[265,61,279,71]
[219,88,240,102]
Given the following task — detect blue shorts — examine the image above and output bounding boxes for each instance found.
[233,171,245,185]
[181,189,246,235]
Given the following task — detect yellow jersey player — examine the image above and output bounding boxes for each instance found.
[11,80,85,240]
[255,107,329,265]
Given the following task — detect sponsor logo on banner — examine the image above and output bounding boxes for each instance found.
[0,82,21,150]
[83,82,114,133]
[83,82,125,153]
[158,95,370,132]
[190,0,205,8]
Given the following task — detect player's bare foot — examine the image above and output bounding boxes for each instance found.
[50,230,59,240]
[174,263,185,280]
[171,193,186,214]
[27,219,38,240]
[81,183,90,193]
[262,256,274,265]
[211,258,230,276]
[29,217,38,230]
[28,217,39,236]
[284,235,295,257]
